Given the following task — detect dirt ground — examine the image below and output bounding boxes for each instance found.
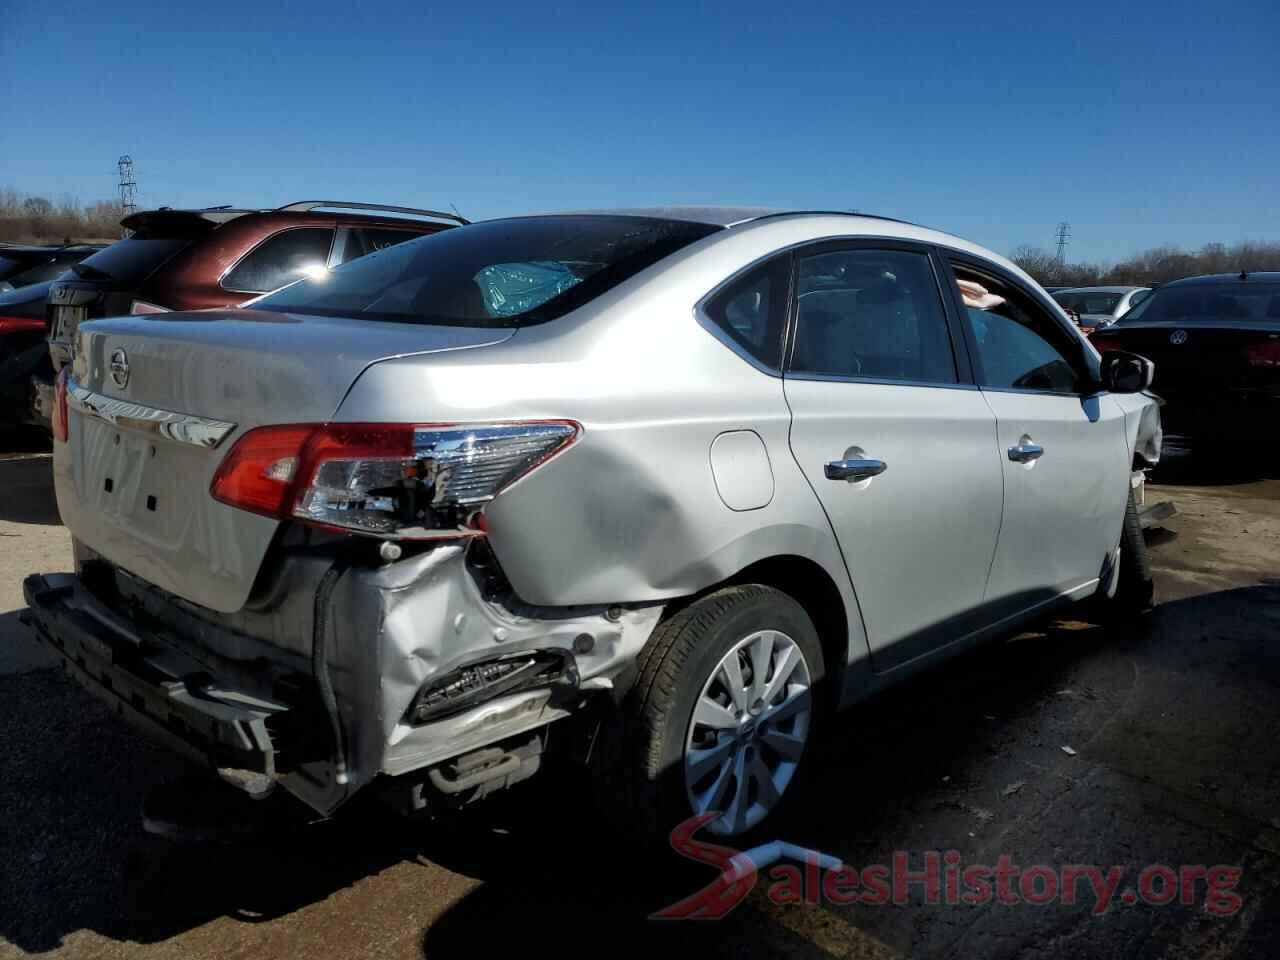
[1,435,1277,959]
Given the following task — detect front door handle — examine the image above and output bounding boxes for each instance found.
[1007,438,1045,463]
[824,458,887,482]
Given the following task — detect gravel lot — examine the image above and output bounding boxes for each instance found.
[2,436,1278,959]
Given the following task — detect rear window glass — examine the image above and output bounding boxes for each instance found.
[252,215,719,327]
[73,236,194,286]
[1119,283,1280,324]
[1052,291,1123,315]
[0,253,86,288]
[793,249,957,384]
[702,255,790,369]
[222,228,334,293]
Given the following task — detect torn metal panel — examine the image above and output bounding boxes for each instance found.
[47,540,664,815]
[1110,391,1163,467]
[326,545,663,784]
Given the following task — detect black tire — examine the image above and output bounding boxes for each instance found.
[0,340,49,429]
[1094,487,1154,621]
[592,584,825,845]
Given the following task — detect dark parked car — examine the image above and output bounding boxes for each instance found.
[33,201,465,426]
[1,244,108,429]
[1090,272,1280,446]
[0,280,63,430]
[0,243,105,292]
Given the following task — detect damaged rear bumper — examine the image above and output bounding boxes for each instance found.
[22,573,288,796]
[21,543,664,816]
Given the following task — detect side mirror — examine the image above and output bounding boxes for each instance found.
[1100,350,1154,393]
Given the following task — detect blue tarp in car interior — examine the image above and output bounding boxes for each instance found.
[475,261,581,317]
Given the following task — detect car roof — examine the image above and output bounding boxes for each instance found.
[570,208,1049,298]
[1053,286,1146,294]
[121,202,466,231]
[0,242,106,254]
[1161,272,1280,287]
[552,206,779,227]
[551,206,920,229]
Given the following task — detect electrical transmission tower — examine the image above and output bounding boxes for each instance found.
[1054,221,1071,264]
[117,155,137,235]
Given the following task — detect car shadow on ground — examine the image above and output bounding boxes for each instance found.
[421,582,1280,957]
[1150,445,1279,487]
[0,426,52,456]
[4,583,1277,956]
[0,450,60,525]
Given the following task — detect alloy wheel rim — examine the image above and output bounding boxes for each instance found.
[683,629,812,836]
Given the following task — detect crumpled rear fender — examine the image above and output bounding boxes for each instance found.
[326,545,663,787]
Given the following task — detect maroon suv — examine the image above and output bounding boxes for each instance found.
[35,201,464,423]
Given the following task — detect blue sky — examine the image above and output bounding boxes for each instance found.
[2,0,1276,262]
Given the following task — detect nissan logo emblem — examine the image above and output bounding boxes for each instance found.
[1169,329,1188,345]
[109,348,130,389]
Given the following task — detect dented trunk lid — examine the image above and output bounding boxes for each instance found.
[57,308,514,612]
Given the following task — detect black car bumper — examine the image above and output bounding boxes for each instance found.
[21,573,290,791]
[1157,387,1280,438]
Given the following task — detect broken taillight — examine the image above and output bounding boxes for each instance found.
[210,421,580,538]
[1246,340,1280,368]
[52,367,71,443]
[405,651,573,725]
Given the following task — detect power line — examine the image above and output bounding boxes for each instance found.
[1055,221,1071,264]
[117,155,137,236]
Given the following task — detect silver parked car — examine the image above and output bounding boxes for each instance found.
[23,209,1161,840]
[1051,285,1152,330]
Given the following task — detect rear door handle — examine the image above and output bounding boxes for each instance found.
[824,458,887,482]
[1007,438,1045,463]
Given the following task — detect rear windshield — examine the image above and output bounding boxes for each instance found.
[251,215,720,327]
[0,253,86,288]
[1119,283,1280,324]
[1052,291,1124,315]
[72,235,196,286]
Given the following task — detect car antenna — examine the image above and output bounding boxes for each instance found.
[1239,270,1248,281]
[450,202,464,222]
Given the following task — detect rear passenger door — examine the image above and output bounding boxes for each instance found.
[944,258,1130,607]
[783,242,1004,670]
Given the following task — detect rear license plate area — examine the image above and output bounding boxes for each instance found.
[52,305,87,342]
[74,416,193,533]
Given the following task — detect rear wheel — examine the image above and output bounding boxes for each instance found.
[594,585,824,843]
[0,341,48,430]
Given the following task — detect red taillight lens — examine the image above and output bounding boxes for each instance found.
[1246,340,1280,368]
[0,315,46,335]
[209,424,318,517]
[210,421,579,538]
[52,367,71,443]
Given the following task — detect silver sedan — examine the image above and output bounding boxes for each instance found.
[1052,285,1152,329]
[25,208,1161,840]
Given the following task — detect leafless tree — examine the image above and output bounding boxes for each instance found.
[1011,240,1280,287]
[0,187,124,242]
